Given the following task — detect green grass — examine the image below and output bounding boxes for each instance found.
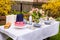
[7,38,12,40]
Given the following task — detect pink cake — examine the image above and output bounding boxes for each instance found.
[15,22,25,28]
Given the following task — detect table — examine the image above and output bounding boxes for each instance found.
[0,21,59,40]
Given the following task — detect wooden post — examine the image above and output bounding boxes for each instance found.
[0,16,6,25]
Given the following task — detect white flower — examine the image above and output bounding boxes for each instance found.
[39,9,45,14]
[29,11,33,14]
[39,9,45,15]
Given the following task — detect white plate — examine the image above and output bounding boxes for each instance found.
[14,25,27,29]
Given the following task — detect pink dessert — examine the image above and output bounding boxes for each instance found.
[15,22,25,27]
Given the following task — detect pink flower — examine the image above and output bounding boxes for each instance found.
[35,8,39,13]
[32,8,35,11]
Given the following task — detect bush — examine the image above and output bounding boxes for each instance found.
[56,17,60,21]
[42,1,60,18]
[0,0,13,16]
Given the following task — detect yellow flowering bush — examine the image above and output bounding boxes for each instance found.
[42,0,60,18]
[0,0,12,16]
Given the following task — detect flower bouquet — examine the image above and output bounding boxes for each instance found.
[29,8,45,23]
[29,8,45,27]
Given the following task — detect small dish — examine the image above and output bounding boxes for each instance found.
[33,23,41,28]
[44,20,51,25]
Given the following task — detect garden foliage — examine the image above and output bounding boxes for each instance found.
[42,0,60,18]
[0,0,12,16]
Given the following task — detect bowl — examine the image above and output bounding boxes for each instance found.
[44,20,51,25]
[33,23,41,28]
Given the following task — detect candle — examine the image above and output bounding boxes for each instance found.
[29,15,32,25]
[16,14,23,22]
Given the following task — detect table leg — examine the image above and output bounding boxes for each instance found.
[0,32,9,40]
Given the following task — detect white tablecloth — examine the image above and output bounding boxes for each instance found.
[0,21,59,40]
